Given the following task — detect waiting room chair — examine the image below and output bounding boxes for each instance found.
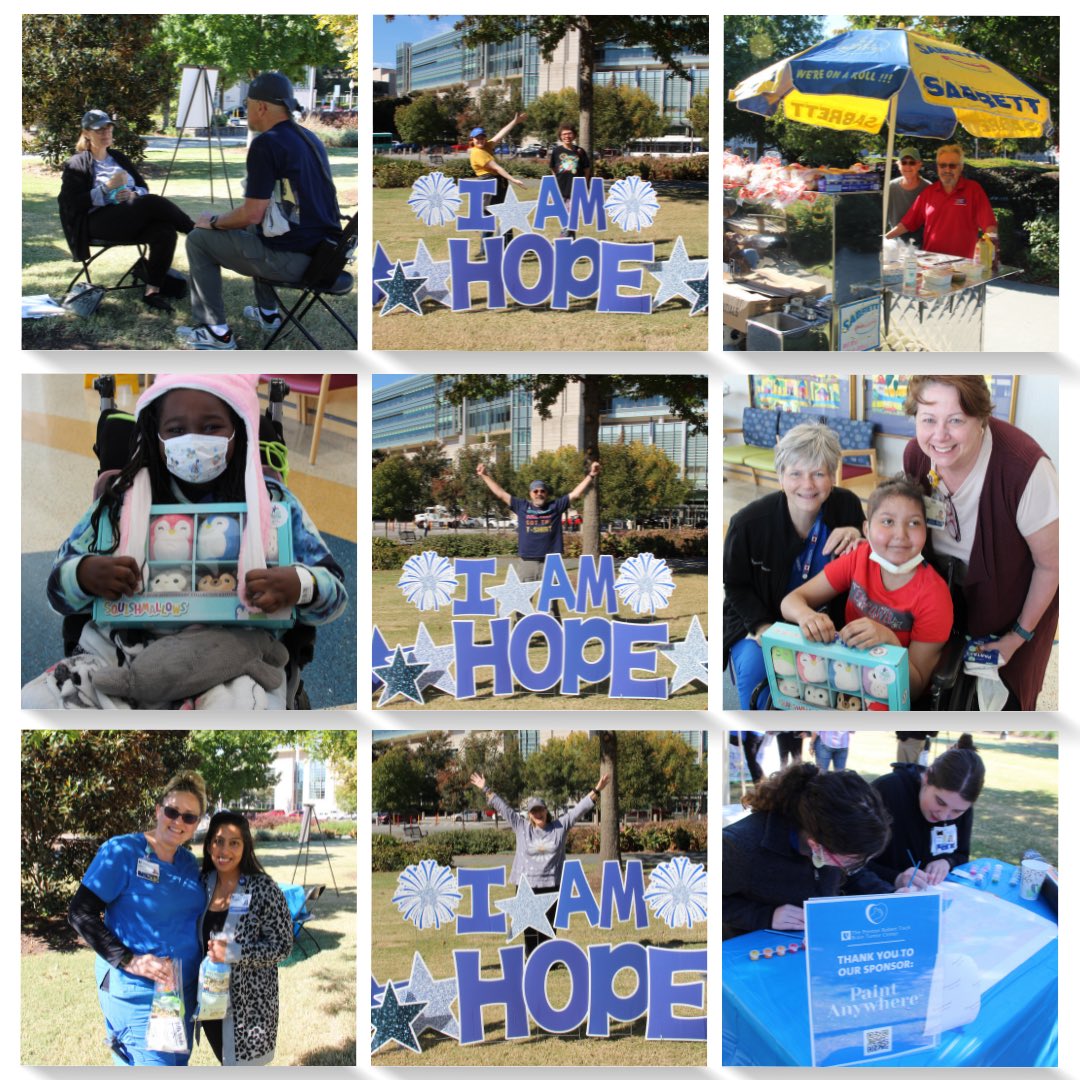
[261,374,358,465]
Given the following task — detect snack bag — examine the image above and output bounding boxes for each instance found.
[196,950,231,1021]
[146,958,188,1054]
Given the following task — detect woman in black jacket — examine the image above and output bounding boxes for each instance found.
[724,423,865,708]
[58,109,195,312]
[722,763,892,939]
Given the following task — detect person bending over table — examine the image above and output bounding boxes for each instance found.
[722,763,891,940]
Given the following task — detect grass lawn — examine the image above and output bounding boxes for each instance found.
[22,145,358,351]
[372,184,708,351]
[21,840,357,1066]
[373,562,708,709]
[371,855,707,1065]
[728,731,1058,864]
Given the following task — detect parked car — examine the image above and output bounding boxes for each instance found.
[519,144,547,158]
[451,142,469,152]
[372,811,390,824]
[494,144,516,156]
[453,810,484,822]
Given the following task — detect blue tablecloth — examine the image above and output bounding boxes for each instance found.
[723,862,1057,1066]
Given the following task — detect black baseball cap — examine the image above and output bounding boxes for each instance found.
[248,71,300,113]
[81,109,113,130]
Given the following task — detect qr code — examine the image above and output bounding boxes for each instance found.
[863,1027,892,1056]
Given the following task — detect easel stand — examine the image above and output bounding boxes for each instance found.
[292,803,340,895]
[161,65,234,206]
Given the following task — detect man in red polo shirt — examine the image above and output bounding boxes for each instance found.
[885,144,996,258]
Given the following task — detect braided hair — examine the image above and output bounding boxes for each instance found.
[88,392,251,554]
[743,762,892,859]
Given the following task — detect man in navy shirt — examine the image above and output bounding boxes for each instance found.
[177,71,343,349]
[477,460,601,618]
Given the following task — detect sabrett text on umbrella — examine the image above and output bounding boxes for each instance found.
[787,101,881,129]
[921,75,1042,114]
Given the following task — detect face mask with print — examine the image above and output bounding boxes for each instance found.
[159,432,234,484]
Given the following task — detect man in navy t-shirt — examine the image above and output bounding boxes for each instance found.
[477,460,601,618]
[177,70,343,350]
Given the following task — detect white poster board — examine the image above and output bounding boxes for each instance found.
[176,65,219,130]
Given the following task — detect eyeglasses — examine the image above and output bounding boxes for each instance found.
[942,490,961,542]
[162,805,200,826]
[817,845,868,874]
[937,162,961,169]
[532,489,549,496]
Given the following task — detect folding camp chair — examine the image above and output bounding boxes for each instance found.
[255,214,358,350]
[64,242,149,298]
[292,883,326,957]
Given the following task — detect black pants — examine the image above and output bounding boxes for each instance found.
[87,195,195,287]
[776,732,804,767]
[481,174,511,242]
[740,732,764,782]
[523,885,559,958]
[202,1019,224,1063]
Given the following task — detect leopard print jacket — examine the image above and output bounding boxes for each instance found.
[199,872,294,1065]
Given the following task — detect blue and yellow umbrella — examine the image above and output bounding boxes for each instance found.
[729,27,1053,228]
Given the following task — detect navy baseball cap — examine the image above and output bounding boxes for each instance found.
[470,127,486,138]
[81,110,113,130]
[529,480,549,493]
[248,71,300,113]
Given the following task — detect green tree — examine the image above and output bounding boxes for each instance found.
[523,736,572,808]
[528,446,586,507]
[439,83,474,134]
[616,731,664,813]
[597,440,692,523]
[450,445,499,519]
[156,14,343,93]
[413,732,455,815]
[410,441,451,494]
[562,731,601,800]
[371,746,422,833]
[653,732,705,811]
[187,730,279,809]
[23,15,175,168]
[395,93,455,147]
[592,84,667,150]
[428,16,709,155]
[463,81,525,145]
[316,14,358,79]
[372,454,424,530]
[527,87,581,144]
[22,730,192,917]
[686,88,709,149]
[724,15,824,156]
[439,375,708,556]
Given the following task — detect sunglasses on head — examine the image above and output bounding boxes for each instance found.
[162,805,200,825]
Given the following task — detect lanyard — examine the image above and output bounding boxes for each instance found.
[798,511,826,581]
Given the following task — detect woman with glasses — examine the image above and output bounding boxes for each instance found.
[722,762,891,940]
[858,747,985,893]
[196,810,293,1065]
[67,771,208,1065]
[903,376,1059,710]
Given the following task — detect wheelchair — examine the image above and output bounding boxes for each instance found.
[60,376,317,709]
[743,554,980,712]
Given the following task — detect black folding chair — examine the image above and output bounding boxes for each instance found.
[292,883,326,957]
[64,242,149,298]
[256,214,358,350]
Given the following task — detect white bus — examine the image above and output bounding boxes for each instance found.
[627,136,705,158]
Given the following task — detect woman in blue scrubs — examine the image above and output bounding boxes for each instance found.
[68,771,207,1065]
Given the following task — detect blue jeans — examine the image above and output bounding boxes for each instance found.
[814,743,849,771]
[729,637,771,709]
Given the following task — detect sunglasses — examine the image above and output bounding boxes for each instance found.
[937,162,961,169]
[900,158,918,164]
[162,805,200,826]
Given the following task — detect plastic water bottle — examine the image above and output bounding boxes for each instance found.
[902,241,918,296]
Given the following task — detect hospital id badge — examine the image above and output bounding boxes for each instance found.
[924,494,948,530]
[137,857,160,883]
[228,892,251,914]
[930,824,958,855]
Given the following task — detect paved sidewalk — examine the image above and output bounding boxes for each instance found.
[983,279,1059,352]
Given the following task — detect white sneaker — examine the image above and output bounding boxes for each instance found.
[175,324,237,350]
[243,306,285,332]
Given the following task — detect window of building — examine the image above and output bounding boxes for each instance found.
[310,759,327,801]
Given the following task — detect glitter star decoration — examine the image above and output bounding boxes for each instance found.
[487,183,537,236]
[373,646,429,706]
[615,552,676,615]
[403,952,461,1042]
[646,236,709,308]
[658,614,709,692]
[372,241,394,306]
[371,981,427,1054]
[392,860,462,929]
[686,272,708,316]
[405,239,453,308]
[397,551,459,611]
[376,261,428,317]
[371,626,394,689]
[411,622,457,696]
[643,856,708,929]
[604,175,660,232]
[494,876,557,943]
[407,171,462,227]
[484,563,541,617]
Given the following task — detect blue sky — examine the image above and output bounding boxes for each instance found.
[372,374,418,390]
[374,14,463,69]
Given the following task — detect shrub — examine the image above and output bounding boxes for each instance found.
[373,834,410,872]
[459,828,517,855]
[417,534,521,559]
[672,826,693,852]
[414,833,459,865]
[1025,214,1058,285]
[373,159,428,188]
[373,536,407,570]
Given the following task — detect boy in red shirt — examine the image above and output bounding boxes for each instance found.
[781,476,953,699]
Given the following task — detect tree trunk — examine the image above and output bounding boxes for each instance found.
[598,731,620,865]
[578,17,595,158]
[581,376,602,557]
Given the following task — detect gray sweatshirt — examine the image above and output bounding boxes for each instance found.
[489,792,596,888]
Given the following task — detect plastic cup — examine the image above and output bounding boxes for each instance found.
[1020,858,1050,901]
